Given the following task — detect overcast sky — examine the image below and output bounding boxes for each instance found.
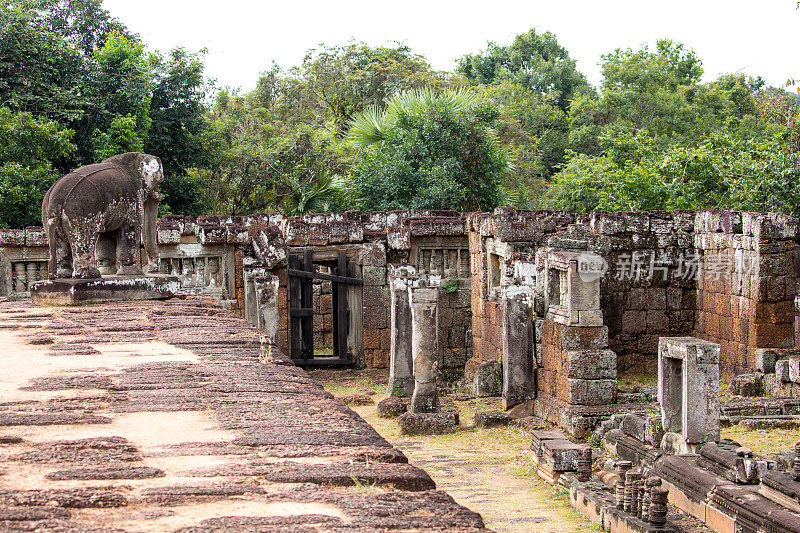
[103,0,798,91]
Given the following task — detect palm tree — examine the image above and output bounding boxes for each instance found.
[281,174,356,217]
[348,88,485,147]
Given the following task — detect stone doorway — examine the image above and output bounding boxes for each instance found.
[287,249,362,366]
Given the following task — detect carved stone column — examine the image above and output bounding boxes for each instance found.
[409,274,440,414]
[387,267,415,397]
[502,282,535,409]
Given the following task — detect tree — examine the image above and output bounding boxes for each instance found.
[0,107,75,228]
[18,0,131,56]
[300,42,453,134]
[458,29,590,113]
[349,89,508,211]
[85,30,153,164]
[145,47,214,214]
[0,4,90,136]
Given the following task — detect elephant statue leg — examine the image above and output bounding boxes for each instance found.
[68,232,102,279]
[96,233,118,275]
[116,221,144,276]
[46,222,72,278]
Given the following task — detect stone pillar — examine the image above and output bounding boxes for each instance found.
[409,275,440,414]
[387,268,414,397]
[13,262,25,292]
[502,283,535,409]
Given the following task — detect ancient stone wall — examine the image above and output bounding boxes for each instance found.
[466,207,799,382]
[2,207,796,378]
[588,211,697,373]
[692,211,797,375]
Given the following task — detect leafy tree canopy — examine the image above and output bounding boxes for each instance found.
[349,89,508,211]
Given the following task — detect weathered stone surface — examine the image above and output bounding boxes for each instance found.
[0,297,487,532]
[397,408,459,435]
[501,284,535,408]
[566,349,617,380]
[387,270,414,397]
[730,373,765,397]
[530,429,567,456]
[622,414,648,442]
[474,410,511,428]
[376,396,408,418]
[31,275,179,306]
[658,337,720,445]
[471,360,502,397]
[567,378,617,406]
[45,465,165,480]
[409,278,440,414]
[541,439,584,471]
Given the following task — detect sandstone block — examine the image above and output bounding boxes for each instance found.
[567,378,616,406]
[474,410,511,429]
[566,349,617,380]
[729,373,764,397]
[397,408,459,435]
[377,396,408,418]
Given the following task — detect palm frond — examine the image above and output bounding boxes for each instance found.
[348,106,388,147]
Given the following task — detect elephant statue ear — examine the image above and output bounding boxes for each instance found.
[139,155,164,191]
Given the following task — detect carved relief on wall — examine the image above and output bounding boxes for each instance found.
[411,236,469,277]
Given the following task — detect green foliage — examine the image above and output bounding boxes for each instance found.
[91,113,143,160]
[0,107,75,228]
[458,29,591,112]
[300,42,453,133]
[18,0,131,56]
[1,4,799,228]
[0,4,91,130]
[281,174,355,217]
[349,89,508,211]
[145,47,213,214]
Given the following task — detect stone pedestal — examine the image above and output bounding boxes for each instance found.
[409,277,440,414]
[387,268,414,397]
[30,275,179,306]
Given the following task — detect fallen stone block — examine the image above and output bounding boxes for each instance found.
[474,410,511,429]
[541,439,584,471]
[621,414,648,442]
[730,373,764,397]
[376,396,408,418]
[397,408,459,435]
[530,429,567,457]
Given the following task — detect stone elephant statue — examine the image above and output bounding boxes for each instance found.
[42,152,164,279]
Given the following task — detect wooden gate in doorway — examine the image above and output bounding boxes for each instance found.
[287,249,362,366]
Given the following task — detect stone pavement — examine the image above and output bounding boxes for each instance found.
[0,296,487,532]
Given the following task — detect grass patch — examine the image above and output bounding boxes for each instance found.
[617,371,657,388]
[722,425,800,456]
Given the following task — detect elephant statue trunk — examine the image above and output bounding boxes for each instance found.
[143,192,162,274]
[41,152,165,279]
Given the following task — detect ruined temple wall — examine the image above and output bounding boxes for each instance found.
[256,211,472,370]
[466,209,577,381]
[467,207,799,379]
[588,211,697,373]
[692,210,797,376]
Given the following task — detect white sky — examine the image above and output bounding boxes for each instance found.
[103,0,799,92]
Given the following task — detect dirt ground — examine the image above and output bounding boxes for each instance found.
[309,369,594,533]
